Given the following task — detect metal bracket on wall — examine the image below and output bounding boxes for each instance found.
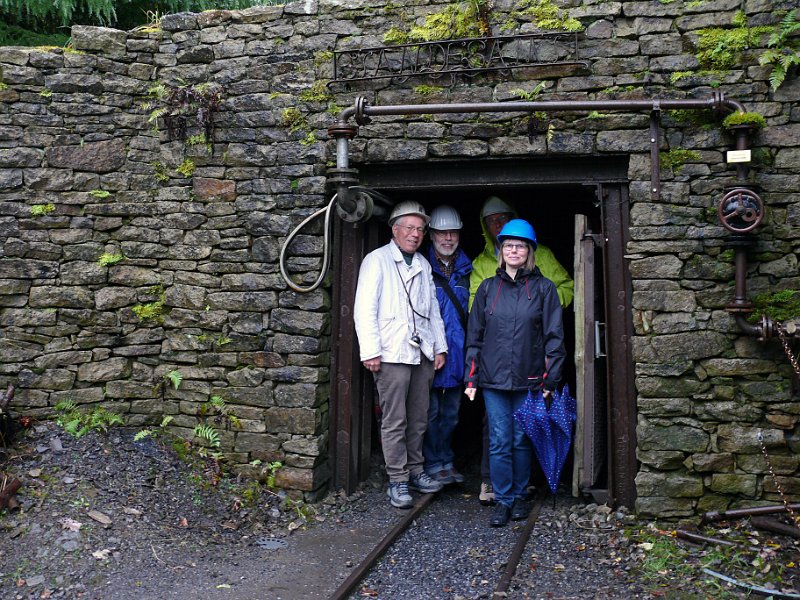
[649,100,661,202]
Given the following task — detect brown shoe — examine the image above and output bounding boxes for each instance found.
[479,482,495,506]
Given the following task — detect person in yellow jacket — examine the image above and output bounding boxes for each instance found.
[469,196,574,310]
[469,196,574,505]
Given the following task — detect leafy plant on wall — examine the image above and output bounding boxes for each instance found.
[143,80,222,144]
[759,9,800,90]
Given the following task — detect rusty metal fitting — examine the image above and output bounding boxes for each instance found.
[354,96,372,126]
[327,123,358,140]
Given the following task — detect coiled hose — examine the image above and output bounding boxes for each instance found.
[279,194,337,293]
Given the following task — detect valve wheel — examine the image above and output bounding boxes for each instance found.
[717,188,764,233]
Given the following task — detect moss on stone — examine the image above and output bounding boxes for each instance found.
[513,0,583,32]
[97,252,125,267]
[30,203,55,217]
[299,80,332,103]
[660,149,702,173]
[413,85,443,96]
[748,290,800,324]
[384,0,489,44]
[695,12,770,70]
[281,107,307,133]
[722,111,766,129]
[176,159,195,178]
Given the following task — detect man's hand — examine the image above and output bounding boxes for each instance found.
[434,353,446,370]
[363,357,381,372]
[464,387,477,401]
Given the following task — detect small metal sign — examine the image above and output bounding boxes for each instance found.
[331,32,587,85]
[727,149,751,163]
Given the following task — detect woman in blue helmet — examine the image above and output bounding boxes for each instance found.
[464,219,566,527]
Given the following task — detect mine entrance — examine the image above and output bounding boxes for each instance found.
[329,156,637,508]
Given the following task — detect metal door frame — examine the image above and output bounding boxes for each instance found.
[328,158,637,508]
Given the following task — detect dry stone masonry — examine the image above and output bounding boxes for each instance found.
[0,0,798,511]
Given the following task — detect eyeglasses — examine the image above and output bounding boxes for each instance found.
[502,242,528,252]
[397,224,426,234]
[431,229,458,237]
[485,214,511,228]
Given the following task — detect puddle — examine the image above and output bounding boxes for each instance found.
[255,537,288,550]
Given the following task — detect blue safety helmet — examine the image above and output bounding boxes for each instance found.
[497,219,538,250]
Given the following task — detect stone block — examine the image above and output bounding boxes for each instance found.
[709,473,757,497]
[688,452,734,473]
[635,470,703,497]
[717,425,784,453]
[637,419,709,452]
[266,406,320,434]
[77,358,132,382]
[636,450,686,470]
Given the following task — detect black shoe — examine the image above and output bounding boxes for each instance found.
[511,498,529,521]
[490,503,511,527]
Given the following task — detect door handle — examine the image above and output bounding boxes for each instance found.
[594,321,606,358]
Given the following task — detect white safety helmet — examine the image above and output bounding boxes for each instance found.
[481,196,514,219]
[389,200,430,225]
[429,205,463,231]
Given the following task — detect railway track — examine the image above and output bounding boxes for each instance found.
[328,488,545,600]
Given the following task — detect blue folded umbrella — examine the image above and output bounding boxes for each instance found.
[514,385,577,499]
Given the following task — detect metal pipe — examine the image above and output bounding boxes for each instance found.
[675,529,739,547]
[701,503,800,524]
[751,516,800,539]
[338,94,741,126]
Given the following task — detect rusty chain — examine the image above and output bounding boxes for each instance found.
[758,430,800,527]
[777,326,800,379]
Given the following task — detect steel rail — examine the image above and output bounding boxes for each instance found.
[327,493,545,600]
[327,492,436,600]
[495,495,544,595]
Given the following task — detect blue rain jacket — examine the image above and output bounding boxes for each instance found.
[427,245,472,389]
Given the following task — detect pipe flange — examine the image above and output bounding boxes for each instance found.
[327,123,358,140]
[354,96,372,126]
[336,191,374,223]
[718,187,764,233]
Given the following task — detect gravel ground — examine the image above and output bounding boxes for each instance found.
[3,422,800,600]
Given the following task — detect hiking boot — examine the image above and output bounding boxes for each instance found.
[387,482,413,509]
[409,471,444,493]
[511,497,529,521]
[432,470,456,485]
[479,482,495,506]
[490,503,511,527]
[449,468,465,484]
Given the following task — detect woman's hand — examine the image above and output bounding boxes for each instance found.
[464,387,477,401]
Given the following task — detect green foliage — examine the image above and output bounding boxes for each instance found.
[384,0,491,44]
[413,85,443,96]
[30,203,55,217]
[143,80,222,142]
[133,415,174,441]
[695,13,771,70]
[281,107,307,133]
[151,161,170,182]
[89,189,111,198]
[175,159,195,177]
[749,290,800,323]
[132,287,167,322]
[759,9,800,90]
[97,252,125,266]
[660,149,701,173]
[722,111,766,129]
[0,20,69,46]
[510,82,546,101]
[39,88,52,98]
[54,400,124,439]
[298,80,332,103]
[165,370,183,390]
[513,0,583,32]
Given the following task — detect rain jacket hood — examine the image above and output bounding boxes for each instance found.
[468,201,574,310]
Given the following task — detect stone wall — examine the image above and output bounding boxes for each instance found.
[0,0,798,512]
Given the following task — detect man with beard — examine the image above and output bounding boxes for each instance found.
[423,206,472,485]
[354,201,449,508]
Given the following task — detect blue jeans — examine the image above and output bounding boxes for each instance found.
[483,389,532,508]
[423,387,461,475]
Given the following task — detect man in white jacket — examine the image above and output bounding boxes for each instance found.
[354,201,449,508]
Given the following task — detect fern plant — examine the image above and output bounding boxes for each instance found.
[54,400,124,438]
[759,9,800,90]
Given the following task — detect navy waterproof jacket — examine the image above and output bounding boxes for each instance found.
[428,245,472,389]
[464,266,566,392]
